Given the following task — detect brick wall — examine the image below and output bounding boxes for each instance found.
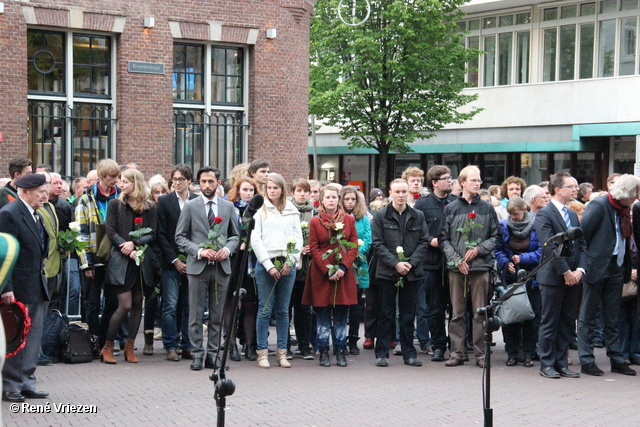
[0,0,314,184]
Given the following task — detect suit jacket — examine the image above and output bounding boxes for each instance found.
[0,198,50,303]
[175,195,239,276]
[157,192,198,270]
[534,202,587,286]
[581,194,632,284]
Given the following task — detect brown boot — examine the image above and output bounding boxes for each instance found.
[124,339,138,363]
[143,331,154,356]
[101,341,116,364]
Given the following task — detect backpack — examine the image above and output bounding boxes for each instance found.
[62,323,94,364]
[41,309,69,360]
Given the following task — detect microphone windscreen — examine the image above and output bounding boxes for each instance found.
[565,227,583,240]
[248,194,264,211]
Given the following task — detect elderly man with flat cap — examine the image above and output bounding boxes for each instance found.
[0,173,51,402]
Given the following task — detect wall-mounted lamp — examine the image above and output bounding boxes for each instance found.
[266,29,277,39]
[144,17,155,28]
[0,3,5,14]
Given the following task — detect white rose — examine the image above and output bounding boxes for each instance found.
[69,221,81,233]
[396,246,404,254]
[288,236,297,244]
[335,222,344,231]
[300,221,308,229]
[358,239,364,247]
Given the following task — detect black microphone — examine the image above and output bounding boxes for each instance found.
[242,194,264,222]
[545,227,583,246]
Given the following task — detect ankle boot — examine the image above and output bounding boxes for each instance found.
[143,331,154,356]
[229,343,241,361]
[101,341,116,364]
[336,349,348,367]
[257,349,270,368]
[277,348,291,368]
[245,343,257,361]
[319,350,331,367]
[124,339,138,363]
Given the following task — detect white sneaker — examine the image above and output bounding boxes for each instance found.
[392,344,403,356]
[153,327,162,340]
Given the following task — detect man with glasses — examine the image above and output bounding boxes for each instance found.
[440,165,500,368]
[414,165,455,362]
[535,172,587,379]
[157,164,198,362]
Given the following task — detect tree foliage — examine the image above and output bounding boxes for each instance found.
[310,0,481,188]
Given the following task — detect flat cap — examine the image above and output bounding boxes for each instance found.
[14,173,47,189]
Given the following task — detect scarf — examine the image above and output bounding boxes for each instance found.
[608,192,632,239]
[318,205,345,231]
[507,211,535,239]
[289,198,314,213]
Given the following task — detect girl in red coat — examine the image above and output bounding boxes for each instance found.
[303,184,358,367]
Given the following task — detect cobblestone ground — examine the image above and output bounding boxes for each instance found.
[3,326,637,426]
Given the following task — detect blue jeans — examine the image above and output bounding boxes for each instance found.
[255,262,296,350]
[161,269,190,351]
[316,305,348,352]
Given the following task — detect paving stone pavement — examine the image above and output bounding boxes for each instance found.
[3,327,638,427]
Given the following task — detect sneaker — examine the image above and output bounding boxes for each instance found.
[363,338,374,349]
[392,344,403,356]
[299,348,315,360]
[286,350,293,360]
[113,341,121,356]
[153,327,163,341]
[419,346,433,355]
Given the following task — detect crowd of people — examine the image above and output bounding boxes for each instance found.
[1,155,640,402]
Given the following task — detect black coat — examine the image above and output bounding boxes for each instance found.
[414,192,455,269]
[0,198,50,303]
[156,192,198,270]
[534,202,587,286]
[370,203,430,282]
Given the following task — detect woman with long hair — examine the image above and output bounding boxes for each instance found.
[101,168,157,364]
[303,184,358,367]
[224,176,259,361]
[495,197,541,368]
[340,186,371,355]
[251,173,302,368]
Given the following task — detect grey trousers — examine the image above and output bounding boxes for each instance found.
[187,263,230,359]
[449,271,488,361]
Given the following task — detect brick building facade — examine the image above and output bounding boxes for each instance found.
[0,0,314,182]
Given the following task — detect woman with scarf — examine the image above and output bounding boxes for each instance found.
[340,186,371,355]
[251,173,303,368]
[224,177,259,361]
[495,197,541,368]
[303,184,358,367]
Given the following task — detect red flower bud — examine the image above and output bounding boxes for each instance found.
[468,212,477,219]
[134,217,143,225]
[214,216,223,224]
[314,201,319,208]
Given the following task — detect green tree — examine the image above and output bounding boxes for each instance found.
[310,0,481,189]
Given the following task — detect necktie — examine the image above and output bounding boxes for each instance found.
[616,214,626,267]
[34,212,45,245]
[562,206,572,229]
[207,201,215,229]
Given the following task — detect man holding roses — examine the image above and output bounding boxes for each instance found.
[440,165,500,368]
[175,166,239,371]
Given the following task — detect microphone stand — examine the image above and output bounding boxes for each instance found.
[477,236,575,427]
[210,205,259,427]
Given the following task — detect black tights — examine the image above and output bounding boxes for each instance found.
[107,286,143,343]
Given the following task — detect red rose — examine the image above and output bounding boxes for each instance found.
[134,217,143,225]
[214,216,223,224]
[468,212,477,219]
[314,201,319,208]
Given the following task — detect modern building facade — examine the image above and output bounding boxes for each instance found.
[0,0,314,181]
[311,0,640,192]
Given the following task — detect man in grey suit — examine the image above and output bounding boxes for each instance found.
[578,174,639,376]
[175,166,239,371]
[535,172,587,379]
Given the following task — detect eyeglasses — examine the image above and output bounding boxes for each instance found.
[437,176,453,182]
[561,185,579,189]
[173,177,188,182]
[468,179,483,185]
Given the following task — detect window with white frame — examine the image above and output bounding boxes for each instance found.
[460,10,532,87]
[172,43,247,177]
[27,29,115,178]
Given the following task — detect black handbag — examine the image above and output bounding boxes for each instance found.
[62,323,94,364]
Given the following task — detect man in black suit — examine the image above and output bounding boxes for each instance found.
[0,173,51,402]
[535,172,587,379]
[578,174,639,376]
[157,164,198,362]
